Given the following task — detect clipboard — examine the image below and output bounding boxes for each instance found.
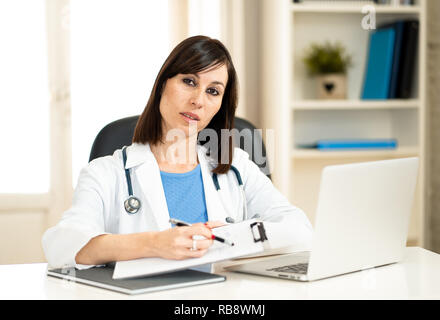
[113,219,268,280]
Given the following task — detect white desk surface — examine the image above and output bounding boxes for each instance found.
[1,247,439,300]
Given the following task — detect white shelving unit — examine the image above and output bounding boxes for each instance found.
[292,146,419,159]
[261,0,427,246]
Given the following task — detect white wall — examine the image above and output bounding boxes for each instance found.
[0,212,46,264]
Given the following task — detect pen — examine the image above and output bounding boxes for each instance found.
[169,218,235,246]
[211,234,235,247]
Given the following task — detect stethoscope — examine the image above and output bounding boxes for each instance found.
[122,146,248,222]
[122,146,142,214]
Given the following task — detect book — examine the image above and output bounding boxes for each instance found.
[361,27,396,100]
[298,139,398,150]
[383,21,405,99]
[396,20,419,99]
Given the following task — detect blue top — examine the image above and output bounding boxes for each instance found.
[160,164,208,224]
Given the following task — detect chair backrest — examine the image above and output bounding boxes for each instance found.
[89,116,270,178]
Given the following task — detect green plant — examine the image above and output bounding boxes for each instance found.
[303,41,353,75]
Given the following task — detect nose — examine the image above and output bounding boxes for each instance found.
[190,89,204,109]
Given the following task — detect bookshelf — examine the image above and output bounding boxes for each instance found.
[261,0,427,246]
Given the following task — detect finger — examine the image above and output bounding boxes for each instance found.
[190,239,213,250]
[180,238,195,249]
[205,221,226,229]
[185,223,213,239]
[169,231,196,249]
[176,237,213,250]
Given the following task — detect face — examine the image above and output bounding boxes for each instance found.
[159,64,228,139]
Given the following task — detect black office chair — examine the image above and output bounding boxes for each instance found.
[89,115,270,178]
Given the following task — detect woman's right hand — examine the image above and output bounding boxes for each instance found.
[151,223,214,260]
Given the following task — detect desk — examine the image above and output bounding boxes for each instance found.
[0,247,439,300]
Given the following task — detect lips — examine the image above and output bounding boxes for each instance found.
[180,112,200,121]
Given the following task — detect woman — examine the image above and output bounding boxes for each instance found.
[42,36,313,269]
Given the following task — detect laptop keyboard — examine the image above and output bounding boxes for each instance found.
[266,263,309,274]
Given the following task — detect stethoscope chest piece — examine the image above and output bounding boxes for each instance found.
[124,196,141,214]
[122,146,142,215]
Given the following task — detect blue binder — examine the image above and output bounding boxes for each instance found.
[297,139,398,150]
[361,27,396,100]
[316,139,397,150]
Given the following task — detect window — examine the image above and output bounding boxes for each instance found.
[70,0,169,185]
[0,0,49,193]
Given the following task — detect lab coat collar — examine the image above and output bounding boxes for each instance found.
[124,143,155,169]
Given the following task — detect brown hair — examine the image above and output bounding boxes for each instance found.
[132,35,238,174]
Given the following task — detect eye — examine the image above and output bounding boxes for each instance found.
[183,78,196,86]
[207,87,220,96]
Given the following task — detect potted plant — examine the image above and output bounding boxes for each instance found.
[303,41,353,99]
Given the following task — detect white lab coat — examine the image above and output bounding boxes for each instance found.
[42,143,313,269]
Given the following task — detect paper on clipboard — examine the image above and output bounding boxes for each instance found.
[233,221,312,259]
[112,219,266,280]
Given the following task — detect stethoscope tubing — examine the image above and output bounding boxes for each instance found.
[122,146,134,196]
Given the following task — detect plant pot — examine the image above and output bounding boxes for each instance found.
[316,73,347,99]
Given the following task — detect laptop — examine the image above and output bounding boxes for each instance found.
[225,157,419,281]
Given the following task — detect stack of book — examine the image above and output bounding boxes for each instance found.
[361,20,419,100]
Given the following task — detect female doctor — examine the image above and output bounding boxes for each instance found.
[42,36,313,269]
